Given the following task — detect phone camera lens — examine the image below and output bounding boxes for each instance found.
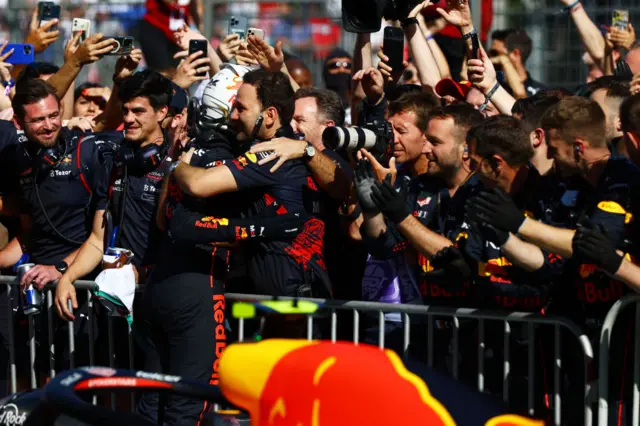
[24,46,31,54]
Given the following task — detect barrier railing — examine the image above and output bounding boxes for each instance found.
[598,295,640,426]
[0,276,599,425]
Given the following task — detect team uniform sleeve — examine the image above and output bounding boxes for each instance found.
[360,221,408,260]
[226,151,285,191]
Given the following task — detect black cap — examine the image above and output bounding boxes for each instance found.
[169,82,189,113]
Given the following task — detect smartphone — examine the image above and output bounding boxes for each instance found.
[471,32,481,60]
[4,44,34,65]
[72,18,92,43]
[383,26,404,72]
[247,28,265,41]
[105,36,133,56]
[612,10,629,31]
[38,2,60,31]
[189,40,208,77]
[228,16,249,40]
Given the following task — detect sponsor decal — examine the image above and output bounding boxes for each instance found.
[417,196,431,207]
[60,372,83,386]
[0,403,26,425]
[212,294,226,386]
[235,227,249,240]
[74,377,173,391]
[245,152,258,163]
[135,371,181,383]
[196,217,230,229]
[81,367,116,377]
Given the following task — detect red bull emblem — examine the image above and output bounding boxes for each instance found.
[196,217,229,229]
[235,226,249,240]
[579,263,597,279]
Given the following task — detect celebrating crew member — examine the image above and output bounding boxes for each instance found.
[173,69,330,298]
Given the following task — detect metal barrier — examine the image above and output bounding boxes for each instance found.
[226,293,594,426]
[598,295,640,426]
[0,276,597,425]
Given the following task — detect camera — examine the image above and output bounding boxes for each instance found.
[322,120,394,163]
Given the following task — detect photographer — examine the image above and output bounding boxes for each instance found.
[173,70,331,298]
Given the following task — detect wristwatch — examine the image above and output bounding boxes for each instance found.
[303,143,316,161]
[169,160,182,173]
[55,261,68,274]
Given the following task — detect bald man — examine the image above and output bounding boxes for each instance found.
[285,58,313,89]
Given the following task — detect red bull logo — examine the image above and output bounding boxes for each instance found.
[219,340,543,426]
[196,217,229,229]
[235,226,249,240]
[579,263,597,279]
[479,258,512,277]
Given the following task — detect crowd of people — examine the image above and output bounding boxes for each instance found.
[0,0,639,424]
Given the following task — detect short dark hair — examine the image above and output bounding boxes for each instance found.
[491,29,516,42]
[512,93,561,133]
[468,115,533,167]
[619,94,640,134]
[586,76,630,101]
[386,84,423,103]
[505,30,532,63]
[117,70,173,110]
[294,87,345,126]
[74,82,105,101]
[242,69,295,125]
[12,78,60,120]
[541,96,607,148]
[427,103,485,143]
[16,62,60,85]
[387,91,440,133]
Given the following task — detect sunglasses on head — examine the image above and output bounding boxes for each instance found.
[328,61,352,70]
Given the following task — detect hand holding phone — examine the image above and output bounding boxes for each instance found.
[383,27,404,72]
[247,28,265,41]
[38,2,61,31]
[4,44,34,65]
[612,10,629,31]
[72,18,92,44]
[188,40,208,77]
[228,16,249,41]
[105,36,134,56]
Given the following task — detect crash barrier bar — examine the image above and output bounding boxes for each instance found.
[227,293,594,426]
[1,276,594,425]
[598,295,640,426]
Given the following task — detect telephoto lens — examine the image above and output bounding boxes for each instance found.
[322,126,379,152]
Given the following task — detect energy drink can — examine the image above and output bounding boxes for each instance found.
[105,247,132,257]
[17,263,41,315]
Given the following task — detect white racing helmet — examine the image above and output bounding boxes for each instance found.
[196,63,256,124]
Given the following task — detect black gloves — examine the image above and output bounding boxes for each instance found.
[423,245,474,285]
[467,188,525,234]
[472,221,510,247]
[371,174,410,224]
[354,159,380,215]
[572,223,624,275]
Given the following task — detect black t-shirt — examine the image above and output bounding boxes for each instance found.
[226,147,330,297]
[95,136,172,268]
[4,129,112,264]
[465,167,563,312]
[565,158,640,328]
[0,120,27,194]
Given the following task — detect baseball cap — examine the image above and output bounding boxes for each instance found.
[435,78,473,101]
[169,82,189,113]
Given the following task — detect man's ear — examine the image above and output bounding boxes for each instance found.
[531,128,544,148]
[325,120,336,127]
[626,131,640,150]
[157,105,169,123]
[13,117,23,131]
[264,106,278,126]
[616,117,622,133]
[491,154,504,174]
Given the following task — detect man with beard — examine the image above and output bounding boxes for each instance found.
[173,69,330,299]
[0,79,112,376]
[323,48,353,124]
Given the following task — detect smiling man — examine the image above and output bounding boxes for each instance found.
[56,70,174,319]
